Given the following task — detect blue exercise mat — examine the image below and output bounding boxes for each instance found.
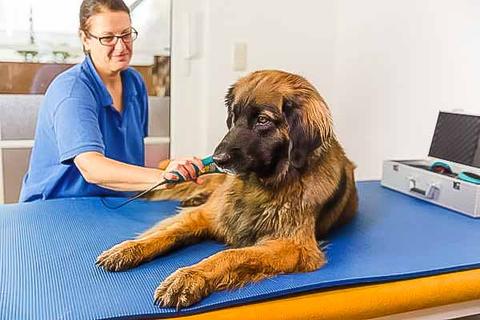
[1,181,480,319]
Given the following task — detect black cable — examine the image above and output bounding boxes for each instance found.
[100,158,223,210]
[100,179,170,209]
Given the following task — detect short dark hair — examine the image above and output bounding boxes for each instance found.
[79,0,130,32]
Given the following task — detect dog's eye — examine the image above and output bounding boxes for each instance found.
[257,115,270,125]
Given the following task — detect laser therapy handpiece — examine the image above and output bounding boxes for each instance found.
[165,156,224,184]
[101,156,224,209]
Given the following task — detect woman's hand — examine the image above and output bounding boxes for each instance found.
[163,157,205,184]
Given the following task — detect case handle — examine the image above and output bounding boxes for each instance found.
[408,178,439,199]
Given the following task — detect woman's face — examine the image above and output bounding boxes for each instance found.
[81,11,133,75]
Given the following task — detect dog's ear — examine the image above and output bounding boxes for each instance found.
[225,85,235,129]
[282,98,322,169]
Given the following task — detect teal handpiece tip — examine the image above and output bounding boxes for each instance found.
[202,156,215,166]
[200,156,223,174]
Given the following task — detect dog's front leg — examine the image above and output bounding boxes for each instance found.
[96,207,213,271]
[154,238,324,309]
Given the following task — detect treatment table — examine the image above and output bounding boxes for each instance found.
[1,181,480,319]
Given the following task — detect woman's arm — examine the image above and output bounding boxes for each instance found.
[74,152,203,192]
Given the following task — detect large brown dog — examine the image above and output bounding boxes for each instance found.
[96,70,358,308]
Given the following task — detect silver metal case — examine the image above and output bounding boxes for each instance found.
[381,159,480,217]
[381,111,480,218]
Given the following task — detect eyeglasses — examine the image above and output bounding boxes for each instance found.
[85,27,138,46]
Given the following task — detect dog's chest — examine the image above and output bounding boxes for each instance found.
[217,192,304,247]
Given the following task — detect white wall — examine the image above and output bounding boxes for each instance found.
[170,0,210,157]
[171,0,480,180]
[331,0,480,179]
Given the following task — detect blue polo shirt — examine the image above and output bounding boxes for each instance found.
[20,55,148,202]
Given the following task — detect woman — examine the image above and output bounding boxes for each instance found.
[20,0,201,202]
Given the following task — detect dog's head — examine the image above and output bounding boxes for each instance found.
[213,70,333,182]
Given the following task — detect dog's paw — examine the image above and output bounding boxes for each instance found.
[154,268,209,309]
[96,240,144,272]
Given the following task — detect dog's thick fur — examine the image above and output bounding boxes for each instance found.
[96,70,358,308]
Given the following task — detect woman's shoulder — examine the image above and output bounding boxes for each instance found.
[46,64,92,100]
[41,64,96,115]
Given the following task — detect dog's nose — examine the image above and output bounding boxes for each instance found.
[213,153,232,166]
